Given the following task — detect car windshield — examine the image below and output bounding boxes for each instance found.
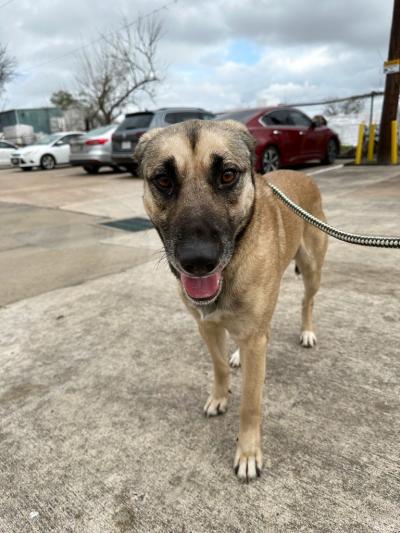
[119,113,154,130]
[216,110,258,124]
[33,134,63,145]
[81,125,115,138]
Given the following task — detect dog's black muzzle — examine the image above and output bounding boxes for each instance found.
[176,238,222,277]
[174,219,225,277]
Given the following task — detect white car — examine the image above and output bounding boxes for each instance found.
[11,131,84,171]
[0,140,18,166]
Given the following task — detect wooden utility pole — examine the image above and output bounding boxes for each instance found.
[378,0,400,163]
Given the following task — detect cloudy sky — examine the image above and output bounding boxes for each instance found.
[0,0,393,114]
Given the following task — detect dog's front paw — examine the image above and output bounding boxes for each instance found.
[204,395,228,417]
[229,349,241,368]
[234,442,263,482]
[300,330,317,348]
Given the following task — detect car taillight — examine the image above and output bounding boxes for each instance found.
[85,138,109,145]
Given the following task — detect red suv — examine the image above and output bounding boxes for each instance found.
[217,107,340,173]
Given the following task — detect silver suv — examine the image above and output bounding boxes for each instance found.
[111,107,214,174]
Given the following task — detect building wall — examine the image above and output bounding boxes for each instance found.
[0,110,17,131]
[63,107,86,132]
[0,107,64,135]
[15,108,64,134]
[0,107,68,144]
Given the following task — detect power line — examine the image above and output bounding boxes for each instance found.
[23,0,178,74]
[0,0,16,9]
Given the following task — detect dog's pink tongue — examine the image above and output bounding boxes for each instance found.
[181,272,221,299]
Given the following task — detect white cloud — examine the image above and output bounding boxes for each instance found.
[284,47,333,74]
[257,82,318,106]
[0,0,393,113]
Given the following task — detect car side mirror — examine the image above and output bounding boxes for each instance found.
[54,141,64,146]
[310,120,317,129]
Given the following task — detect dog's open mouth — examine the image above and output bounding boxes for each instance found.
[180,272,222,305]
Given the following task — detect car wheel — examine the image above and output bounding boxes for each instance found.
[83,165,99,175]
[21,167,32,172]
[262,146,280,173]
[40,154,56,170]
[322,139,338,164]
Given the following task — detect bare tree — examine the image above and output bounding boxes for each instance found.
[323,101,341,116]
[341,97,364,115]
[0,44,16,100]
[324,97,364,116]
[76,17,162,126]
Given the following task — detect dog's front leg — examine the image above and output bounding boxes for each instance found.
[198,321,230,417]
[234,333,267,482]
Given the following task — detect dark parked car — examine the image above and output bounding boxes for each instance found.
[111,107,214,174]
[217,107,340,173]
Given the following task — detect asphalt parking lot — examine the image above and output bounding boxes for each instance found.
[0,163,399,532]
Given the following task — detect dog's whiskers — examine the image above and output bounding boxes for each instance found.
[151,248,169,270]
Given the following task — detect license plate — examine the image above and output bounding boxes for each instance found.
[11,158,19,165]
[122,141,131,150]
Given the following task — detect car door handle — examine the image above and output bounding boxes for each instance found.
[299,131,305,135]
[272,130,281,135]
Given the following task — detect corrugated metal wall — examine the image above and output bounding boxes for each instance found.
[0,110,17,130]
[0,108,63,135]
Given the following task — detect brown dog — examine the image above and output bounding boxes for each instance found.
[134,119,328,482]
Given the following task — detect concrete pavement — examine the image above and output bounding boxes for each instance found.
[0,164,399,532]
[0,167,160,306]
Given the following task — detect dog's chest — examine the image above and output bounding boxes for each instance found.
[199,305,224,322]
[198,298,237,324]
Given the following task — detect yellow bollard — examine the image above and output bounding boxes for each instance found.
[367,123,376,162]
[391,120,398,165]
[355,123,365,165]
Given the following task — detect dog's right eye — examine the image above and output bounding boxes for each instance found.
[153,175,174,195]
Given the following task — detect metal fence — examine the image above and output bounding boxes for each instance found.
[289,91,387,147]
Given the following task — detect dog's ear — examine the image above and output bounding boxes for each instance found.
[133,128,163,173]
[219,119,256,161]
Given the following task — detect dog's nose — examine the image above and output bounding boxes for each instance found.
[176,240,220,276]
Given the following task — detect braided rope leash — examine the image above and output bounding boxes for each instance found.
[267,182,400,249]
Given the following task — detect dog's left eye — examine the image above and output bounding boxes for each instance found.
[220,169,239,187]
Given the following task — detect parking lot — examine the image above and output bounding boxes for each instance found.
[0,163,399,532]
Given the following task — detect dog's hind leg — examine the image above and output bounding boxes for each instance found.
[295,226,327,348]
[198,321,230,417]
